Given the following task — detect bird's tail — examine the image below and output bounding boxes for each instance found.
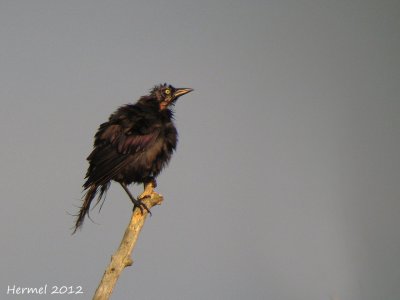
[73,183,111,233]
[72,184,108,234]
[73,185,99,234]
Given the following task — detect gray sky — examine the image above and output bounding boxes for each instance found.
[1,0,399,299]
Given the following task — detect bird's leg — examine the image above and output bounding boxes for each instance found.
[120,183,151,215]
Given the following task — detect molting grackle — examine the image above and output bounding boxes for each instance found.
[73,84,193,233]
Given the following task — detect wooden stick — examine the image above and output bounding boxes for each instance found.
[93,182,163,300]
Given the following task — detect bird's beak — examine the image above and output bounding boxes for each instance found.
[173,88,193,99]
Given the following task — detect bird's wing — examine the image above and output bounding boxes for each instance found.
[97,121,161,154]
[84,120,161,187]
[116,129,159,154]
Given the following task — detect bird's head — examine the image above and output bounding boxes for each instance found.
[150,83,193,110]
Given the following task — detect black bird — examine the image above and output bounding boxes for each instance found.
[73,83,193,233]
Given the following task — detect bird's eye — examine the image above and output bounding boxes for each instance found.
[164,89,171,95]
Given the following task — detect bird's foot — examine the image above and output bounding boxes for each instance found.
[132,179,160,215]
[132,196,152,215]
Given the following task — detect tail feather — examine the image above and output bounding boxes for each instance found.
[92,182,111,212]
[73,185,99,234]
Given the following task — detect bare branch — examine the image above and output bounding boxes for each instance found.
[93,182,163,300]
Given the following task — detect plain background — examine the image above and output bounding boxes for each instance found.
[0,1,399,299]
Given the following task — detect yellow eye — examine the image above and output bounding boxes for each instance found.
[165,89,171,95]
